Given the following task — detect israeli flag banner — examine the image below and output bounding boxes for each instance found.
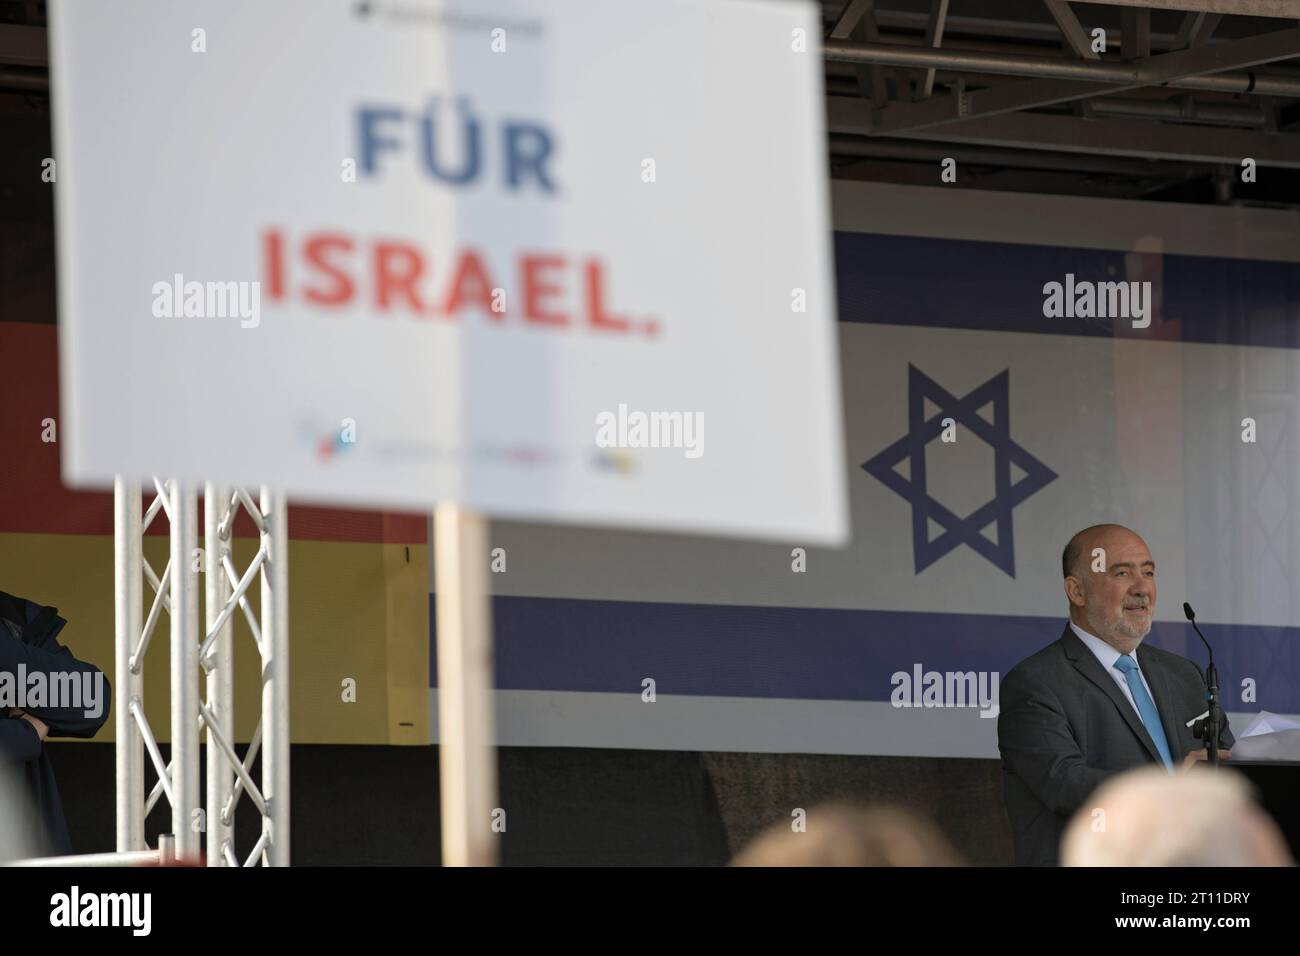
[436,180,1300,758]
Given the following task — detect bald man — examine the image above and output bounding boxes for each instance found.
[1061,767,1292,867]
[997,525,1233,866]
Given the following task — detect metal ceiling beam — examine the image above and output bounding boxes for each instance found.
[1175,12,1222,50]
[830,0,890,109]
[870,9,1157,52]
[1073,0,1300,14]
[831,104,1300,167]
[829,29,1300,85]
[0,25,46,68]
[1088,95,1267,126]
[837,67,1300,117]
[919,0,952,98]
[866,26,1300,134]
[1122,8,1151,60]
[822,29,1300,87]
[828,0,872,39]
[0,67,45,93]
[1044,1,1100,60]
[828,132,1207,178]
[825,26,1300,135]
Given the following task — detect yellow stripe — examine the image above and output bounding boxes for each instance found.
[0,533,429,745]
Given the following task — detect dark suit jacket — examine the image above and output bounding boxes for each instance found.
[0,590,112,856]
[997,624,1233,866]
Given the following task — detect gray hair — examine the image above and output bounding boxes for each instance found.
[1062,766,1293,867]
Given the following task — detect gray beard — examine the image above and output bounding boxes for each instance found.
[1114,619,1151,642]
[1089,609,1151,645]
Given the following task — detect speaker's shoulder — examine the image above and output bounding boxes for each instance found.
[1005,630,1076,684]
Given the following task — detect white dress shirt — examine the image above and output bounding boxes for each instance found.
[1069,621,1161,732]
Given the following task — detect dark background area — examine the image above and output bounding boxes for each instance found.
[49,742,1014,864]
[48,744,1300,865]
[50,749,1300,868]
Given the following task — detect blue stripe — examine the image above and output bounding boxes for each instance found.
[834,232,1300,347]
[429,595,1299,711]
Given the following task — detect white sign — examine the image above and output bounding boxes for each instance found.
[51,0,846,543]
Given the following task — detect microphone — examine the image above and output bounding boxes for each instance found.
[1183,602,1214,668]
[1183,602,1223,768]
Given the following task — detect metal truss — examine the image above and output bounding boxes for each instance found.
[823,0,1300,172]
[6,5,1300,193]
[114,477,289,867]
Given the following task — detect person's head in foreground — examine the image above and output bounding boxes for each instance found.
[1062,523,1154,655]
[1061,766,1293,866]
[730,802,964,867]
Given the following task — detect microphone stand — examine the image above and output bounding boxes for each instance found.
[1183,603,1221,768]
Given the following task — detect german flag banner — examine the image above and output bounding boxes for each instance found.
[1,323,430,745]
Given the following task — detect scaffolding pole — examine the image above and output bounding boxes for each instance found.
[169,483,200,859]
[113,478,144,852]
[204,482,234,864]
[107,476,290,867]
[260,487,290,866]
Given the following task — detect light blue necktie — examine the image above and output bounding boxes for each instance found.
[1113,654,1174,770]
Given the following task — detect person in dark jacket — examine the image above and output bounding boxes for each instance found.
[0,590,111,856]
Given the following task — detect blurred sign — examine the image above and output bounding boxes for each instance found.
[50,0,846,543]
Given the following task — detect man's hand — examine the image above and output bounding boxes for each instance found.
[1180,748,1231,771]
[12,709,49,741]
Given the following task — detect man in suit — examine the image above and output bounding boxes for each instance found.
[998,524,1233,866]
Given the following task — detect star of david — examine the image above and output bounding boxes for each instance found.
[862,365,1058,576]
